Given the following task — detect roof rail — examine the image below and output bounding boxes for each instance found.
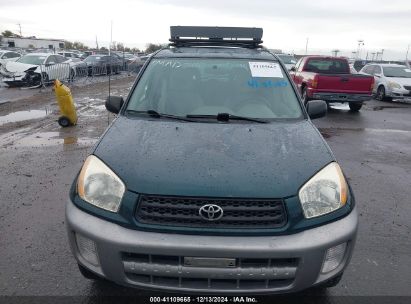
[169,26,263,48]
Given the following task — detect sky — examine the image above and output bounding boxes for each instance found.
[0,0,410,60]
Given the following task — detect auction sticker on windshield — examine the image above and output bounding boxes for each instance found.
[249,62,283,78]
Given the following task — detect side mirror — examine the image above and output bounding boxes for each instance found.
[290,66,296,72]
[105,96,124,114]
[374,73,381,78]
[306,100,327,119]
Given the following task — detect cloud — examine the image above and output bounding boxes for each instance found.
[0,0,410,59]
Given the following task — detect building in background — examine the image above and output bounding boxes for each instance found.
[0,36,65,50]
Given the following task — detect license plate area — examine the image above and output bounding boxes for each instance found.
[184,257,236,268]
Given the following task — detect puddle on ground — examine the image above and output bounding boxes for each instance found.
[0,109,50,126]
[319,127,411,139]
[12,132,98,147]
[371,106,401,111]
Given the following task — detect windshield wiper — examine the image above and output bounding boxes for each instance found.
[186,113,269,123]
[126,110,196,122]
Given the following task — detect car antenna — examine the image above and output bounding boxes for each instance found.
[108,20,113,126]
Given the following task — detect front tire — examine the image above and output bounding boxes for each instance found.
[41,73,49,86]
[69,69,75,81]
[376,86,392,101]
[349,102,363,111]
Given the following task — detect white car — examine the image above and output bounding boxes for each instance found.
[275,53,297,71]
[0,50,21,67]
[0,53,77,87]
[359,63,411,101]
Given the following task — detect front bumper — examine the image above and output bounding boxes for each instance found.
[311,91,371,103]
[387,88,411,99]
[66,200,358,294]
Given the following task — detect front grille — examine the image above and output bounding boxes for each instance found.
[123,252,297,291]
[135,195,287,229]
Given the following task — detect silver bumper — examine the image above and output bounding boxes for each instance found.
[312,92,370,103]
[66,200,358,294]
[387,88,411,99]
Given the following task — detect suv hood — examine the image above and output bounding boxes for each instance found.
[94,117,334,198]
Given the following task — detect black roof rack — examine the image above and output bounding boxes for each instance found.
[169,26,263,48]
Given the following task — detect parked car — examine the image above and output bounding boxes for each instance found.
[0,53,77,86]
[127,56,144,73]
[290,56,374,111]
[83,55,122,76]
[57,51,82,59]
[349,65,358,74]
[359,63,411,101]
[66,26,358,294]
[351,59,371,72]
[0,50,21,67]
[275,53,297,71]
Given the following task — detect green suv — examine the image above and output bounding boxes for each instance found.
[66,26,358,294]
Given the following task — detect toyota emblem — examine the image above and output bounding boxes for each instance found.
[199,204,224,221]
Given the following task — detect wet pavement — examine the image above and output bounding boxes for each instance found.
[0,80,410,301]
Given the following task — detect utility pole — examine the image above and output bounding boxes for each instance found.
[95,35,99,50]
[380,49,384,62]
[406,44,410,68]
[17,23,22,36]
[332,49,340,57]
[305,38,309,55]
[357,40,364,59]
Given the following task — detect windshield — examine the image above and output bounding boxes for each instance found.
[126,58,302,119]
[17,55,46,65]
[383,66,411,78]
[277,54,297,64]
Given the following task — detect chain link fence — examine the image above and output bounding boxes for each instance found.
[1,60,143,90]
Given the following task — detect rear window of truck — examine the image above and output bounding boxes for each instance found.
[305,58,349,74]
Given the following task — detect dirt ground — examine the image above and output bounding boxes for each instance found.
[0,77,410,300]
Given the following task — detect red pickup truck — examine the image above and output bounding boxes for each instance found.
[289,56,374,111]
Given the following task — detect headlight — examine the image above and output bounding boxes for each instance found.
[388,81,401,89]
[298,162,348,218]
[77,155,125,212]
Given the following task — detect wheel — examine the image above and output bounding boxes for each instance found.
[41,73,49,86]
[301,86,309,105]
[376,86,392,101]
[317,272,343,288]
[78,263,102,280]
[58,116,71,127]
[349,102,363,111]
[69,69,75,81]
